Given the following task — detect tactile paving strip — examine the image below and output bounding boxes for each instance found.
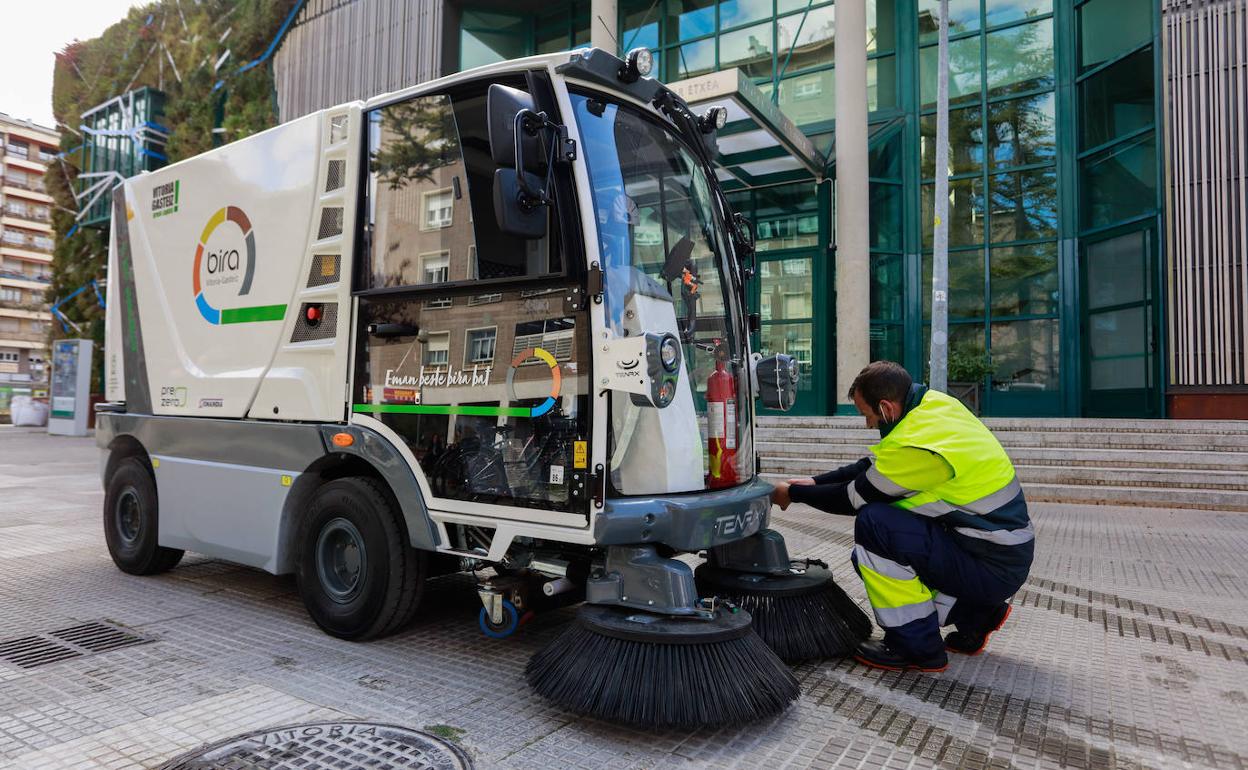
[2,429,1247,769]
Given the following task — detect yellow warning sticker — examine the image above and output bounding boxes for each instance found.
[151,458,160,468]
[280,475,293,487]
[573,441,588,469]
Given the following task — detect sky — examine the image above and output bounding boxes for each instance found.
[1,0,149,129]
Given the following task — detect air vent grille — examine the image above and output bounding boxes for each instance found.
[317,207,344,239]
[325,159,345,192]
[329,114,349,144]
[307,254,341,287]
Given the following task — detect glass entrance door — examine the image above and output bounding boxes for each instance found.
[1081,226,1161,417]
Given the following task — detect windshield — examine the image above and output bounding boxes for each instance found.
[572,92,753,495]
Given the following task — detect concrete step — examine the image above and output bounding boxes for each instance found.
[760,456,1248,492]
[755,442,1248,471]
[757,415,1248,434]
[760,473,1248,512]
[755,427,1248,452]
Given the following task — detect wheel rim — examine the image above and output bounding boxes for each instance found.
[315,518,366,603]
[114,489,142,545]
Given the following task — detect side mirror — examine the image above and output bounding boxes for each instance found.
[487,84,544,172]
[754,353,799,411]
[732,212,757,282]
[493,168,548,239]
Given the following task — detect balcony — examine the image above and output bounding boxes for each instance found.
[3,206,51,223]
[0,268,51,283]
[0,175,47,194]
[0,232,53,254]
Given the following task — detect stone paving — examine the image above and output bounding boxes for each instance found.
[1,426,1246,769]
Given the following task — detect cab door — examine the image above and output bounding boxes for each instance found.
[350,74,592,524]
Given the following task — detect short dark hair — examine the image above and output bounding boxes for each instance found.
[848,361,912,406]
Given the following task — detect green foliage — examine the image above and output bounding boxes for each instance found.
[423,724,466,744]
[47,0,299,384]
[947,342,995,383]
[924,341,995,384]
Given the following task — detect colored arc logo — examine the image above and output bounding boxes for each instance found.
[505,347,562,418]
[192,206,285,324]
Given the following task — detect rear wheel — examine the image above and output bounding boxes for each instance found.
[296,477,427,640]
[103,456,184,575]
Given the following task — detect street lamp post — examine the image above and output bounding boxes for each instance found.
[929,0,951,393]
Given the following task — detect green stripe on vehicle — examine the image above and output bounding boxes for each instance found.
[353,403,532,417]
[221,304,287,323]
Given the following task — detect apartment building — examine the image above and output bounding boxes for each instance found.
[0,112,58,412]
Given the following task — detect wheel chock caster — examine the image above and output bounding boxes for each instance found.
[477,585,522,638]
[479,598,520,639]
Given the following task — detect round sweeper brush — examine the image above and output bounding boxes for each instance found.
[695,563,872,663]
[525,604,799,729]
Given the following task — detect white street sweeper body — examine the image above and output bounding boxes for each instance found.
[98,48,861,728]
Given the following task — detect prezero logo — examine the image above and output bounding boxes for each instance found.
[192,206,286,324]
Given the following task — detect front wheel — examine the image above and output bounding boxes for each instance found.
[103,456,184,575]
[296,477,427,641]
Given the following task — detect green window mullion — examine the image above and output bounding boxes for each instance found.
[1075,124,1156,162]
[1073,40,1153,84]
[984,85,1055,107]
[979,5,991,344]
[981,12,1055,36]
[986,160,1058,177]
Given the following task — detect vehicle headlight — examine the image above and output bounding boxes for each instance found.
[620,48,654,83]
[660,335,681,372]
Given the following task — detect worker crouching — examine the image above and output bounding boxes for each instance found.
[770,361,1035,672]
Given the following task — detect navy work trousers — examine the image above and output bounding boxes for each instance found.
[850,502,1031,660]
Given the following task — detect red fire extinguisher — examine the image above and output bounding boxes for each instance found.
[706,348,739,489]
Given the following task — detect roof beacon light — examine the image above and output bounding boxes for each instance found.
[700,106,728,134]
[620,48,653,83]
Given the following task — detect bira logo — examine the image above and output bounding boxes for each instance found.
[192,206,286,325]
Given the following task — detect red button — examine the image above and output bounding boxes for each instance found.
[306,305,322,323]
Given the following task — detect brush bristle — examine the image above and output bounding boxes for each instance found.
[695,565,872,663]
[526,620,799,729]
[729,579,872,662]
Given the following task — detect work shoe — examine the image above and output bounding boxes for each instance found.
[945,603,1012,656]
[852,639,948,673]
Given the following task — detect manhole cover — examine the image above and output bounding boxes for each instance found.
[160,721,472,769]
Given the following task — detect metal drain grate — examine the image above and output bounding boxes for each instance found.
[0,622,149,670]
[0,635,82,668]
[51,623,148,653]
[160,722,472,769]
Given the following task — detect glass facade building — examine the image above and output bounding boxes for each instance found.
[455,0,1165,417]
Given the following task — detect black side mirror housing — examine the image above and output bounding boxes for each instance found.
[487,84,544,172]
[493,168,548,239]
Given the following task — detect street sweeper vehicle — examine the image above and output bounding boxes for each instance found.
[97,47,869,728]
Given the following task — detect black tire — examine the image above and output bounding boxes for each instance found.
[295,477,427,641]
[103,456,184,575]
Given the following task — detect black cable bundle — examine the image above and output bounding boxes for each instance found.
[695,564,871,663]
[525,604,799,729]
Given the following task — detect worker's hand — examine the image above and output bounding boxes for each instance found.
[770,481,792,511]
[787,477,816,486]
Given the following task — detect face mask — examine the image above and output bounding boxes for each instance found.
[876,402,899,437]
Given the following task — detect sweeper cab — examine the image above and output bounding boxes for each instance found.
[97,47,867,729]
